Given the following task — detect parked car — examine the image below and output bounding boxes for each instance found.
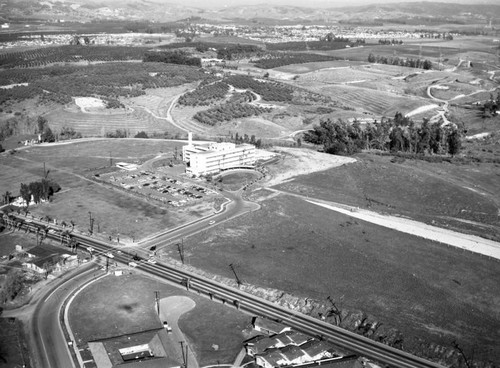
[163,321,172,333]
[147,258,157,264]
[128,261,138,268]
[106,252,114,258]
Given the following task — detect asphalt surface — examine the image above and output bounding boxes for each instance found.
[139,190,260,251]
[29,263,102,368]
[15,189,257,368]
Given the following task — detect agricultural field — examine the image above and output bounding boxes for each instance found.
[309,84,430,117]
[273,60,366,74]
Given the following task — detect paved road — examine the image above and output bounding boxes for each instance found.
[28,264,100,368]
[139,190,260,251]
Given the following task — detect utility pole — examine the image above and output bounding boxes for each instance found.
[154,290,160,315]
[177,241,184,264]
[229,263,243,287]
[179,341,186,367]
[88,211,93,235]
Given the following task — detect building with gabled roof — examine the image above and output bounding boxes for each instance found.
[300,340,336,361]
[274,330,311,347]
[252,317,291,336]
[256,348,287,368]
[280,344,309,365]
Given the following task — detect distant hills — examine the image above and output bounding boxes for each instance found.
[1,0,499,24]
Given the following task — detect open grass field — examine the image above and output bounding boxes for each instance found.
[0,139,218,241]
[69,273,251,366]
[0,231,36,257]
[184,193,500,363]
[274,60,366,74]
[449,105,500,136]
[276,153,500,240]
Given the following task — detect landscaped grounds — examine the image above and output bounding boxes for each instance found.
[69,273,252,366]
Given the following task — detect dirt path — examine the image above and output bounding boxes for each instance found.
[306,198,500,260]
[260,147,357,187]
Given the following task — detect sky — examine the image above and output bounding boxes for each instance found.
[156,0,494,8]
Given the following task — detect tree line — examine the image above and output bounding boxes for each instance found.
[368,53,432,70]
[304,113,462,157]
[480,93,500,118]
[143,50,201,67]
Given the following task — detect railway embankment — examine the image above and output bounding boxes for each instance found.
[162,257,488,368]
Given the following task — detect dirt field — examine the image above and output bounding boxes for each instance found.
[69,273,251,366]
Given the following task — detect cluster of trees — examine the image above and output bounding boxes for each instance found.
[0,119,20,141]
[378,39,404,45]
[367,53,432,70]
[480,93,500,118]
[304,113,462,157]
[228,132,263,148]
[178,82,229,106]
[253,53,338,69]
[59,126,82,141]
[194,103,271,125]
[216,44,262,60]
[20,178,61,207]
[105,129,129,138]
[143,50,201,67]
[225,75,294,102]
[0,269,25,304]
[37,116,55,143]
[105,98,125,109]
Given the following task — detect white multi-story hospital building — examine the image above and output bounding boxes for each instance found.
[182,133,256,176]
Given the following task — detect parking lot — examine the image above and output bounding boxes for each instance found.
[95,169,215,207]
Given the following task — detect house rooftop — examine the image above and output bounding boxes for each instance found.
[252,316,290,335]
[301,340,335,357]
[26,244,68,258]
[280,344,305,361]
[275,330,311,346]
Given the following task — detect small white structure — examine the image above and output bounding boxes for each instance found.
[116,162,139,171]
[183,132,256,176]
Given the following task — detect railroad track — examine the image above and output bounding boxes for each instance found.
[7,214,446,368]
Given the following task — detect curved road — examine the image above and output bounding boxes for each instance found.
[139,190,260,250]
[2,263,101,368]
